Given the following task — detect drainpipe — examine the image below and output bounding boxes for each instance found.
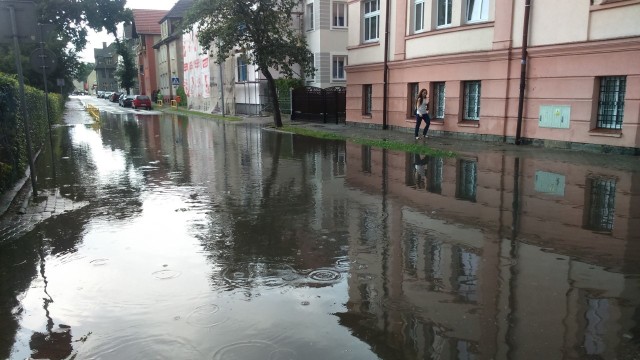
[382,0,391,130]
[515,0,532,145]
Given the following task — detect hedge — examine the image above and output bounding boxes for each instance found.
[0,72,64,194]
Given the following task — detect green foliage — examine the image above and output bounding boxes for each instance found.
[0,72,64,194]
[176,86,187,106]
[74,62,95,83]
[275,78,303,96]
[184,0,314,127]
[114,40,137,94]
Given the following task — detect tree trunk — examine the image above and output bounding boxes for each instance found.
[261,68,283,128]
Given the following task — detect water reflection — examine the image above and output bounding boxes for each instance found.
[1,102,638,359]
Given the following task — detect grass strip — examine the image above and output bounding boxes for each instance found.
[160,107,242,121]
[280,125,456,157]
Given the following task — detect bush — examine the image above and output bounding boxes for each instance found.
[176,86,187,106]
[0,72,64,194]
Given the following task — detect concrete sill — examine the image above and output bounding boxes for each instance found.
[589,130,622,138]
[431,120,444,126]
[362,115,372,119]
[458,121,479,128]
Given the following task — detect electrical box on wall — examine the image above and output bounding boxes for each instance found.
[534,170,565,196]
[539,105,571,129]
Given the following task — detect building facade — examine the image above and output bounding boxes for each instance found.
[93,42,119,93]
[304,0,349,88]
[346,0,640,153]
[131,9,167,97]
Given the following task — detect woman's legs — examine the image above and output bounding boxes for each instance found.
[422,114,431,137]
[414,113,423,138]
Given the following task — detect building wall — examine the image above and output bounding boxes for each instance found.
[137,35,160,96]
[345,0,640,151]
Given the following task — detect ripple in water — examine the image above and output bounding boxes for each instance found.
[89,258,109,266]
[221,263,298,289]
[308,268,341,282]
[186,304,228,328]
[152,269,182,280]
[212,340,295,360]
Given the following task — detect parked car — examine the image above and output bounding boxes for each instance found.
[109,92,122,103]
[132,95,152,110]
[119,94,134,107]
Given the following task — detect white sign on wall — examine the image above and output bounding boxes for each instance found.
[182,25,210,99]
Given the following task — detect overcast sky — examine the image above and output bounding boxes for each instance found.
[78,0,178,62]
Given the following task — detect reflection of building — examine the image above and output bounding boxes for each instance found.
[337,143,640,359]
[93,42,118,92]
[346,1,640,153]
[131,9,167,96]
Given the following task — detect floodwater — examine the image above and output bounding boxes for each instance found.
[1,98,639,359]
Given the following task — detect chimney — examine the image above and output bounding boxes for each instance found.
[103,42,107,49]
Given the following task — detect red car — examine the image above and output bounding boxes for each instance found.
[132,95,152,110]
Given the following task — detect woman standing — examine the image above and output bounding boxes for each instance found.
[415,88,430,140]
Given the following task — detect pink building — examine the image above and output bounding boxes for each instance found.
[346,0,640,154]
[131,9,168,96]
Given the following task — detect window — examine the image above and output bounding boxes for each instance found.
[437,0,452,27]
[466,0,489,22]
[432,82,445,119]
[363,84,372,115]
[332,55,347,80]
[584,177,616,232]
[237,57,247,82]
[463,81,481,121]
[414,0,425,32]
[333,1,347,28]
[456,159,477,202]
[306,2,314,30]
[363,0,380,42]
[361,145,372,173]
[407,83,419,117]
[596,76,626,130]
[427,156,443,194]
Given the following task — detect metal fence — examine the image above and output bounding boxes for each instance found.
[291,86,346,124]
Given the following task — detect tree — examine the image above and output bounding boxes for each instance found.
[184,0,314,127]
[74,62,95,84]
[114,40,137,95]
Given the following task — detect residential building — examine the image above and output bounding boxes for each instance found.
[304,0,349,88]
[93,42,119,93]
[87,70,96,95]
[153,0,192,103]
[131,9,168,97]
[346,0,640,153]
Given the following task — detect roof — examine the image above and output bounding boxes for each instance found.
[131,9,169,35]
[160,0,195,22]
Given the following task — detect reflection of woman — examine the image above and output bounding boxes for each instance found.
[415,88,431,140]
[413,153,427,189]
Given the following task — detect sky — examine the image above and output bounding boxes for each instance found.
[78,0,178,62]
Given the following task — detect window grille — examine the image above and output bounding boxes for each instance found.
[596,76,625,129]
[432,82,446,119]
[463,81,481,121]
[456,159,477,202]
[363,84,372,115]
[427,156,443,194]
[407,83,419,117]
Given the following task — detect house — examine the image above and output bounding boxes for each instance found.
[153,0,193,103]
[131,9,168,97]
[93,42,119,93]
[345,0,640,154]
[304,0,349,88]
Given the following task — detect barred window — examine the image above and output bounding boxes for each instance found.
[432,82,446,119]
[363,84,372,115]
[596,76,626,129]
[463,81,481,121]
[407,82,419,117]
[584,177,616,232]
[427,156,444,194]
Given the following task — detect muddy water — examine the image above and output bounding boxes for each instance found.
[1,100,639,359]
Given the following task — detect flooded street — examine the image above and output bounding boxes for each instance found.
[1,98,639,359]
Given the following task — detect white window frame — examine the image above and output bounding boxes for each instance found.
[414,0,425,33]
[363,0,380,43]
[332,1,348,28]
[466,0,489,23]
[437,0,452,28]
[306,2,315,31]
[237,57,248,82]
[332,55,347,81]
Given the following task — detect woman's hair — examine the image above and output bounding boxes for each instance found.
[417,88,427,104]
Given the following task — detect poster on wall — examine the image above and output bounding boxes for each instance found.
[182,25,210,99]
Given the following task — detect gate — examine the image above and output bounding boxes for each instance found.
[291,86,346,124]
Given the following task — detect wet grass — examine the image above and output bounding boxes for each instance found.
[159,107,242,121]
[280,125,456,157]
